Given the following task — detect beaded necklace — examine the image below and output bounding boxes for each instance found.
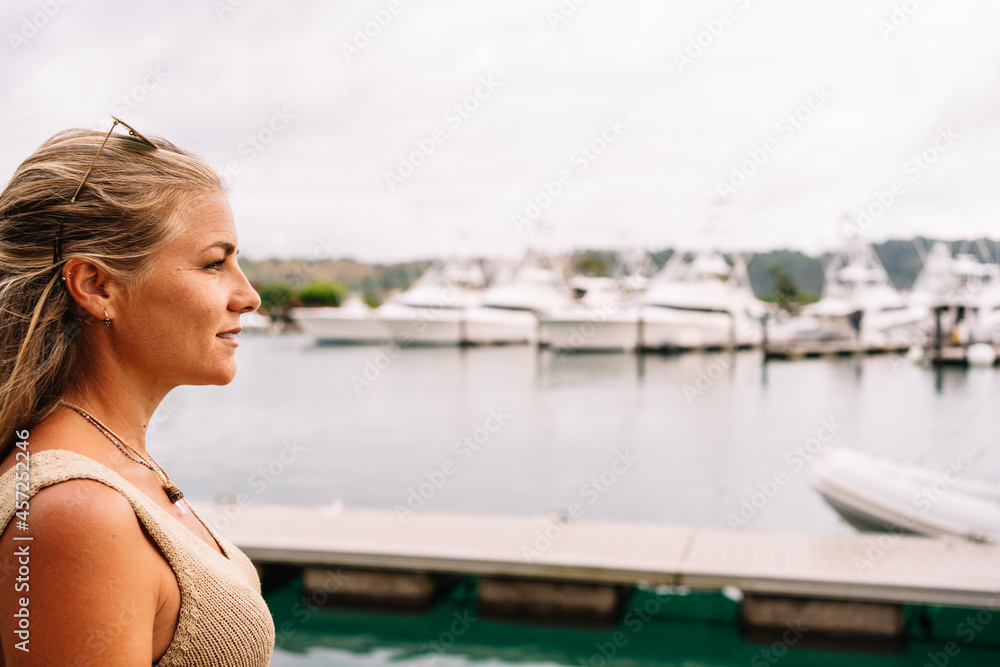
[59,399,188,514]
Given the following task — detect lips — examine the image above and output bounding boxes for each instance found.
[217,327,242,340]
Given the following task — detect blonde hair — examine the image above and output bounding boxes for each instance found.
[0,126,224,457]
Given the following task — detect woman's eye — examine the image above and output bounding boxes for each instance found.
[205,259,225,270]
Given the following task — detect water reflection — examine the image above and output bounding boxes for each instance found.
[158,337,1000,534]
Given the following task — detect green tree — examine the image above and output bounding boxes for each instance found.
[768,263,799,314]
[297,280,348,307]
[572,252,611,277]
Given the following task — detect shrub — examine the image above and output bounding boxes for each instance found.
[297,280,348,307]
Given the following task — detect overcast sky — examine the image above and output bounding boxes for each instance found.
[2,0,999,262]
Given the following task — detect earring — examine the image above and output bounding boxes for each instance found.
[103,309,111,327]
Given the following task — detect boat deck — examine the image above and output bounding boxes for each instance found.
[196,504,1000,608]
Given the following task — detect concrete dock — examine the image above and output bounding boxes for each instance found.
[196,503,1000,612]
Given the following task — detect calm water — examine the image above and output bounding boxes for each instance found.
[154,333,1000,532]
[148,333,1000,666]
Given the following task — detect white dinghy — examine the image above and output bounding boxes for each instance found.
[810,447,1000,543]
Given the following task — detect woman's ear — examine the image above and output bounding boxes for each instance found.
[62,258,120,323]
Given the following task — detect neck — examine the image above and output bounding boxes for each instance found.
[62,357,173,458]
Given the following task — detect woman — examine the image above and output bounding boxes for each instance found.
[0,119,274,665]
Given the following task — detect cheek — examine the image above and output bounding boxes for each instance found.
[125,278,221,349]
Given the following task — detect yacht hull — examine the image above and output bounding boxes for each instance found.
[639,306,761,350]
[540,310,640,351]
[464,308,538,345]
[377,303,466,345]
[292,307,393,344]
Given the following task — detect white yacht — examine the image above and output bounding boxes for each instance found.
[540,252,653,352]
[782,240,925,346]
[461,251,573,345]
[292,296,392,344]
[376,257,486,345]
[910,242,1000,345]
[637,250,766,350]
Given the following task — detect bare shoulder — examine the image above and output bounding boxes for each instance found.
[2,477,152,573]
[23,477,135,525]
[0,479,160,665]
[14,479,139,540]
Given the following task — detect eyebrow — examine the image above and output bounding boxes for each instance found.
[200,241,237,256]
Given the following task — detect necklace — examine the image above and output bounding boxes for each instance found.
[58,399,188,514]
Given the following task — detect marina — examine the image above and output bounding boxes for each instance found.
[287,240,1000,365]
[9,4,1000,663]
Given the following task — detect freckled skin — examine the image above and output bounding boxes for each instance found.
[108,192,260,388]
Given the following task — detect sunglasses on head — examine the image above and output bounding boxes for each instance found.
[55,116,158,265]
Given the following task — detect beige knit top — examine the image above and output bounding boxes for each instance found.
[0,449,275,666]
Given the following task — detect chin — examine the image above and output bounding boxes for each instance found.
[213,367,239,385]
[192,362,239,386]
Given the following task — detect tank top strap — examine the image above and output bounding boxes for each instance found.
[0,449,200,565]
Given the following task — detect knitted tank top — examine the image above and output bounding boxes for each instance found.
[0,449,275,666]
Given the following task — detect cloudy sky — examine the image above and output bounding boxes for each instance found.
[2,0,999,262]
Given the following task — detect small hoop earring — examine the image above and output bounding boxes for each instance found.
[103,309,111,327]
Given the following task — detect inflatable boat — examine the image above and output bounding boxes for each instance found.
[809,448,1000,543]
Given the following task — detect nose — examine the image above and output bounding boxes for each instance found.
[231,264,262,314]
